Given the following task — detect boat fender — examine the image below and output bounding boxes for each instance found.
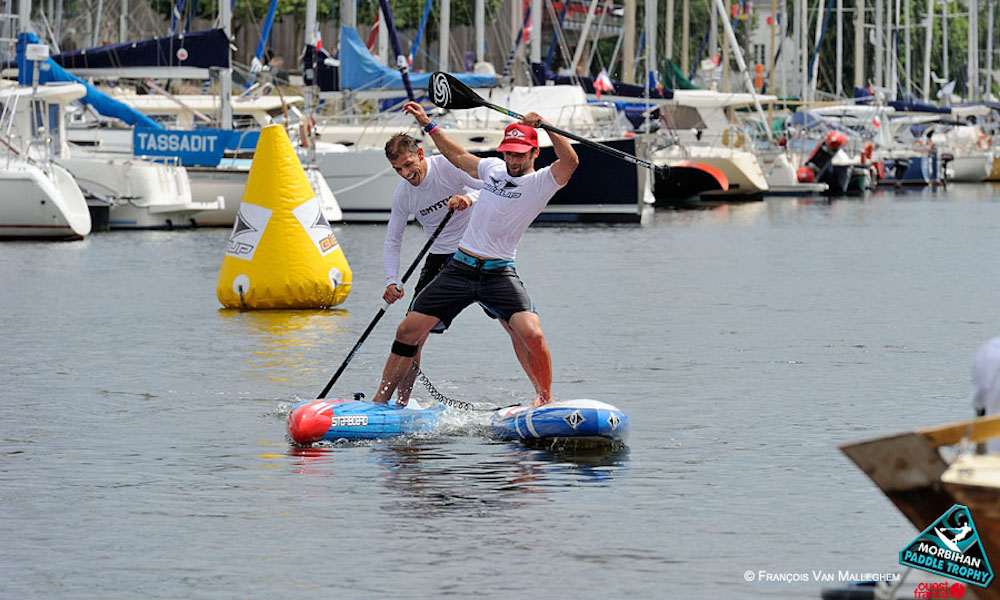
[860,142,874,164]
[824,130,848,151]
[796,166,816,183]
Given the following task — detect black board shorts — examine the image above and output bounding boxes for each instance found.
[412,253,453,299]
[411,260,535,327]
[408,253,504,331]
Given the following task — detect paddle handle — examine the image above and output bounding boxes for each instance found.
[482,102,662,174]
[316,209,456,399]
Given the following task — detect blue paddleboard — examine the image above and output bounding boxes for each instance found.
[287,398,445,443]
[489,399,630,444]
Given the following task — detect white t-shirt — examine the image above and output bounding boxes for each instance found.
[458,157,565,261]
[383,154,482,286]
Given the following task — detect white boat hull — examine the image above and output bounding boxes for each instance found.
[0,162,91,240]
[59,156,213,229]
[945,153,992,183]
[315,148,399,222]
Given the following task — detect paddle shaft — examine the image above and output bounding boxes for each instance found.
[479,102,662,173]
[317,208,456,399]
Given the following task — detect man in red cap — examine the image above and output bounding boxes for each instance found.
[371,101,578,407]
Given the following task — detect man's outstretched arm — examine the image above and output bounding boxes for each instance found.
[402,101,481,179]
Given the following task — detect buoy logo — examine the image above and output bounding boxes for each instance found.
[226,202,272,260]
[292,197,340,257]
[900,504,994,587]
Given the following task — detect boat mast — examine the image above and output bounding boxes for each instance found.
[531,0,542,65]
[712,0,775,139]
[988,0,994,99]
[770,0,778,95]
[836,0,843,96]
[922,0,933,100]
[892,0,899,97]
[623,0,635,83]
[710,0,719,88]
[93,0,103,46]
[855,0,864,89]
[220,0,231,129]
[799,0,807,98]
[570,0,601,74]
[943,0,949,86]
[305,0,316,117]
[874,0,882,88]
[722,0,729,91]
[809,0,823,100]
[119,0,126,42]
[666,0,674,64]
[439,0,450,70]
[682,0,689,74]
[475,0,484,65]
[969,0,979,99]
[645,0,656,89]
[904,0,911,97]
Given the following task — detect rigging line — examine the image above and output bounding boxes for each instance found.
[544,0,577,84]
[330,164,396,195]
[585,0,615,74]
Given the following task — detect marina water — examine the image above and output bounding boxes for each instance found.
[4,184,1000,598]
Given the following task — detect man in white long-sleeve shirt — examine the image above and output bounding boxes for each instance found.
[382,134,531,405]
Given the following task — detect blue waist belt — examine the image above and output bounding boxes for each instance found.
[452,249,514,270]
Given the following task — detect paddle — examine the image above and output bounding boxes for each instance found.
[427,71,667,175]
[316,208,456,399]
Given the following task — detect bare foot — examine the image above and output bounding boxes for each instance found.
[532,395,552,406]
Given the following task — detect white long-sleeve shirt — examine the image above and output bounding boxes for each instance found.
[383,154,482,286]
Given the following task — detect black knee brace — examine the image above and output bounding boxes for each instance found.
[391,340,419,357]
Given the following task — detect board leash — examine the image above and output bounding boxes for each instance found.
[416,369,520,412]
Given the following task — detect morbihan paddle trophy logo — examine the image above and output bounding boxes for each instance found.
[900,504,993,588]
[431,73,451,108]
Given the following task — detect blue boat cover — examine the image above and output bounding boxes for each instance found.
[47,28,229,71]
[339,26,496,91]
[17,32,163,130]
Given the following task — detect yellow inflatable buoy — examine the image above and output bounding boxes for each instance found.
[216,124,352,309]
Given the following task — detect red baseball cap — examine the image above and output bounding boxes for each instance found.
[497,123,538,152]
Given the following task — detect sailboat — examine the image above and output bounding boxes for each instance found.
[17,31,221,229]
[0,82,92,240]
[45,3,340,227]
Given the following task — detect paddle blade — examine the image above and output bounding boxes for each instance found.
[429,71,486,110]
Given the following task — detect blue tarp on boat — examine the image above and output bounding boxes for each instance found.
[339,26,495,91]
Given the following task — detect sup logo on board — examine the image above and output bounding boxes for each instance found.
[899,504,993,587]
[226,202,272,260]
[564,410,585,429]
